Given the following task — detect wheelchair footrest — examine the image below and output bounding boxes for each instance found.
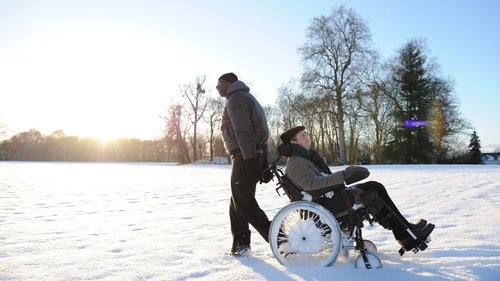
[398,236,431,256]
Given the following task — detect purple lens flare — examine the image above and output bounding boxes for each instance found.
[404,120,428,128]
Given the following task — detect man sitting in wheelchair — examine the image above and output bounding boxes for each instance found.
[278,126,435,255]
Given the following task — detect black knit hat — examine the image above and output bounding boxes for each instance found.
[280,126,305,143]
[218,72,238,83]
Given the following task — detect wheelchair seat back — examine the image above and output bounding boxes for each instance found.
[271,166,304,201]
[279,174,305,201]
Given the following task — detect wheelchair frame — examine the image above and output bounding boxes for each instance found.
[266,162,382,268]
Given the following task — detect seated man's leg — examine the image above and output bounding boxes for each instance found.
[356,181,413,239]
[314,187,366,229]
[357,181,435,242]
[314,191,353,217]
[346,185,365,203]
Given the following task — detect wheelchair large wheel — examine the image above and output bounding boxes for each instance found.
[269,201,342,266]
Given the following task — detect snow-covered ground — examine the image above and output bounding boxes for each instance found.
[1,162,499,281]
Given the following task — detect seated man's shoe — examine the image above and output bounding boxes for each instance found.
[416,223,434,241]
[411,219,427,231]
[398,223,435,252]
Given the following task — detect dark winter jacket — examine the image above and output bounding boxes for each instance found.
[221,80,269,160]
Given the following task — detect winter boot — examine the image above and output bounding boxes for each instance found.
[230,230,251,257]
[398,223,435,254]
[410,219,427,231]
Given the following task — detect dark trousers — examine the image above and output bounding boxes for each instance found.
[319,181,412,240]
[355,181,412,240]
[229,153,271,243]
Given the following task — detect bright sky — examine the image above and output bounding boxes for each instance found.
[0,0,499,151]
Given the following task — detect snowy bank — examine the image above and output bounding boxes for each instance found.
[0,162,499,280]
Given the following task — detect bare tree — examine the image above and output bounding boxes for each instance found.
[356,82,393,164]
[299,5,377,165]
[180,76,208,161]
[204,96,224,161]
[162,103,191,164]
[276,80,341,163]
[276,80,304,131]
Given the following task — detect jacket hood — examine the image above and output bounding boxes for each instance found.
[226,80,250,97]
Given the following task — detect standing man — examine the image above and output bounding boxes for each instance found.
[216,72,271,257]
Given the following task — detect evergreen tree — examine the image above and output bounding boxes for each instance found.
[467,131,483,164]
[384,39,462,163]
[385,39,433,163]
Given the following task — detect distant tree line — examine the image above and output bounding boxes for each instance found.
[0,5,485,164]
[0,129,165,162]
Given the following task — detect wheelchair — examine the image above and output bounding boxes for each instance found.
[265,161,406,269]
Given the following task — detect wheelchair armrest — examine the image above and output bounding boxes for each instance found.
[278,173,347,202]
[304,184,347,200]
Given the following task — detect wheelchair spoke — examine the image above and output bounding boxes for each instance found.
[270,201,343,266]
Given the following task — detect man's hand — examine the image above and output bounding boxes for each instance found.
[260,168,274,184]
[259,146,274,183]
[343,166,370,185]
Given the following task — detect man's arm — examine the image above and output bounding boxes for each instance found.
[227,95,256,159]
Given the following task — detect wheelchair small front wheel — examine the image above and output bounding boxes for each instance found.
[363,239,377,253]
[354,252,382,269]
[269,201,342,266]
[354,239,378,253]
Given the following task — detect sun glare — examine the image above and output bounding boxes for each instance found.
[72,114,129,142]
[13,27,173,141]
[3,22,207,141]
[94,132,118,144]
